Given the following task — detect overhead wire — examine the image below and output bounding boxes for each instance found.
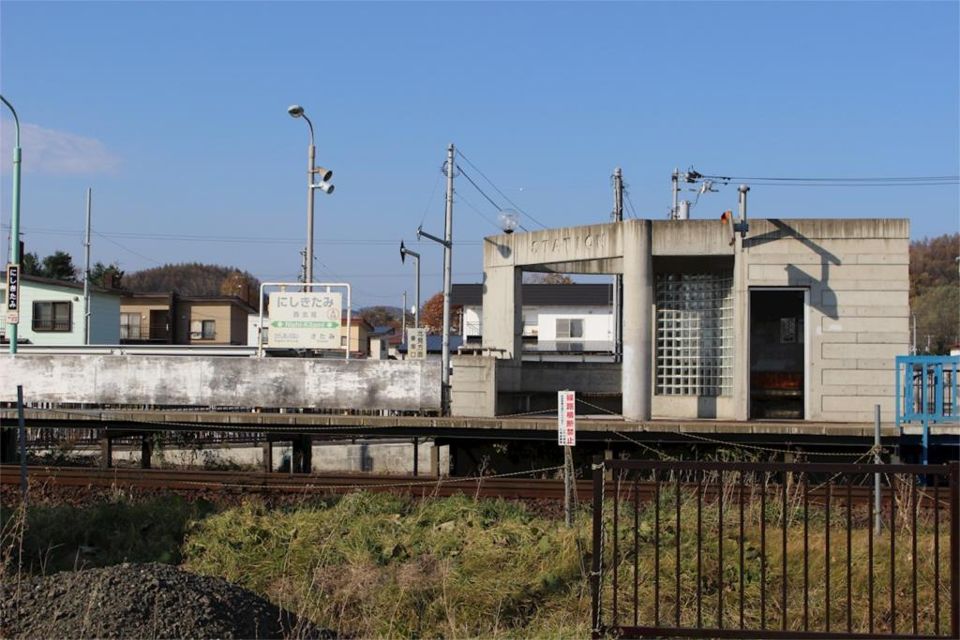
[692,169,958,188]
[455,148,549,229]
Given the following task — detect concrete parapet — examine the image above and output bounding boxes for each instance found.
[0,355,442,411]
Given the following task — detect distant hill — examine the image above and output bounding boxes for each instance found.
[124,263,260,304]
[909,233,959,353]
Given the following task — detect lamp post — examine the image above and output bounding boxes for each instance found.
[287,104,333,290]
[1,95,22,354]
[399,240,421,328]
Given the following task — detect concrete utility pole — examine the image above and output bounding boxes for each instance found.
[612,168,624,363]
[441,143,455,414]
[670,168,679,220]
[83,188,92,345]
[2,95,22,354]
[402,291,407,338]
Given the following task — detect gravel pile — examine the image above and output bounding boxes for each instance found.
[1,563,330,639]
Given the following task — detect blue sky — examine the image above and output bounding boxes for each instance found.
[1,1,958,308]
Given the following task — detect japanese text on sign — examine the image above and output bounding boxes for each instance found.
[5,264,19,325]
[407,328,427,360]
[268,291,341,349]
[558,390,576,446]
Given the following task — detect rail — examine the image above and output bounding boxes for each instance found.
[591,459,959,639]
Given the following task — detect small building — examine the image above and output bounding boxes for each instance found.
[120,292,256,345]
[453,217,910,424]
[1,272,121,345]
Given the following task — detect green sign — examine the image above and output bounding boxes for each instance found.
[270,320,339,329]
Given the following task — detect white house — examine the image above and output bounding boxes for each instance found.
[451,283,614,359]
[1,273,121,346]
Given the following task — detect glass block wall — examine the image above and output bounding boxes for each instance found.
[655,272,734,396]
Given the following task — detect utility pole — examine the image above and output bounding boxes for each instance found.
[612,168,624,363]
[402,291,407,338]
[83,188,92,345]
[299,248,307,283]
[670,168,679,220]
[441,143,455,414]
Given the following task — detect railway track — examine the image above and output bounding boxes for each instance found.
[0,464,934,506]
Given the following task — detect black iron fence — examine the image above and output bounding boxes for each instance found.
[591,459,959,639]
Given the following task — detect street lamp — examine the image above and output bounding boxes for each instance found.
[399,240,421,328]
[288,104,334,289]
[1,95,22,354]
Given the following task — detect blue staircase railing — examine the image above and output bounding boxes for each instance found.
[895,354,959,463]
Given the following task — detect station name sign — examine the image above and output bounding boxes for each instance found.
[558,389,576,446]
[268,291,341,349]
[5,264,19,325]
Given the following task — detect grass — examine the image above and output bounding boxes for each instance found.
[2,482,952,638]
[1,493,217,575]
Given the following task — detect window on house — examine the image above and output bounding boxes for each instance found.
[190,319,216,340]
[655,272,733,397]
[120,312,142,340]
[555,318,583,339]
[32,301,72,332]
[341,335,347,347]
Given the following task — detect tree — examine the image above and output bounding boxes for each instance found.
[41,251,78,281]
[421,292,461,335]
[21,252,42,276]
[359,306,403,329]
[124,263,261,297]
[89,261,124,288]
[909,233,959,353]
[219,270,258,306]
[523,272,574,284]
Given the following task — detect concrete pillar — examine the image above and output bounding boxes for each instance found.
[140,436,152,469]
[413,437,419,476]
[732,233,750,420]
[621,220,653,421]
[430,442,439,477]
[261,440,273,472]
[100,433,112,469]
[481,265,522,360]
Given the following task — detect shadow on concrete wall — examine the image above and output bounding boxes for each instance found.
[744,219,841,321]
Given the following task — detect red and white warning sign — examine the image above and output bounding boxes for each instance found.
[558,390,576,446]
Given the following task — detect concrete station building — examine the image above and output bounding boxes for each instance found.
[452,217,910,424]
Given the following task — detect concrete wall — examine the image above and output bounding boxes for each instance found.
[740,218,910,422]
[0,354,442,411]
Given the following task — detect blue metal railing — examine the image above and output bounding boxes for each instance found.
[895,355,959,463]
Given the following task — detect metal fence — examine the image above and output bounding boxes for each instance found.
[590,459,959,639]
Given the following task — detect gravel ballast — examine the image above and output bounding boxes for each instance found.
[1,562,328,639]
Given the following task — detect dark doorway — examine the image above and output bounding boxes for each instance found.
[149,309,170,342]
[750,290,805,419]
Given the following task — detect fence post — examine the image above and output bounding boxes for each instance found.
[17,385,26,501]
[875,404,882,532]
[591,455,604,637]
[950,462,959,640]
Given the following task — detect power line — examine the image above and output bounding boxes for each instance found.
[2,225,484,247]
[456,164,504,211]
[699,173,958,183]
[455,148,549,229]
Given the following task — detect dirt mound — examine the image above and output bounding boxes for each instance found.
[1,563,329,639]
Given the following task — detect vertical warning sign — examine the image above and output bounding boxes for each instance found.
[558,390,576,447]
